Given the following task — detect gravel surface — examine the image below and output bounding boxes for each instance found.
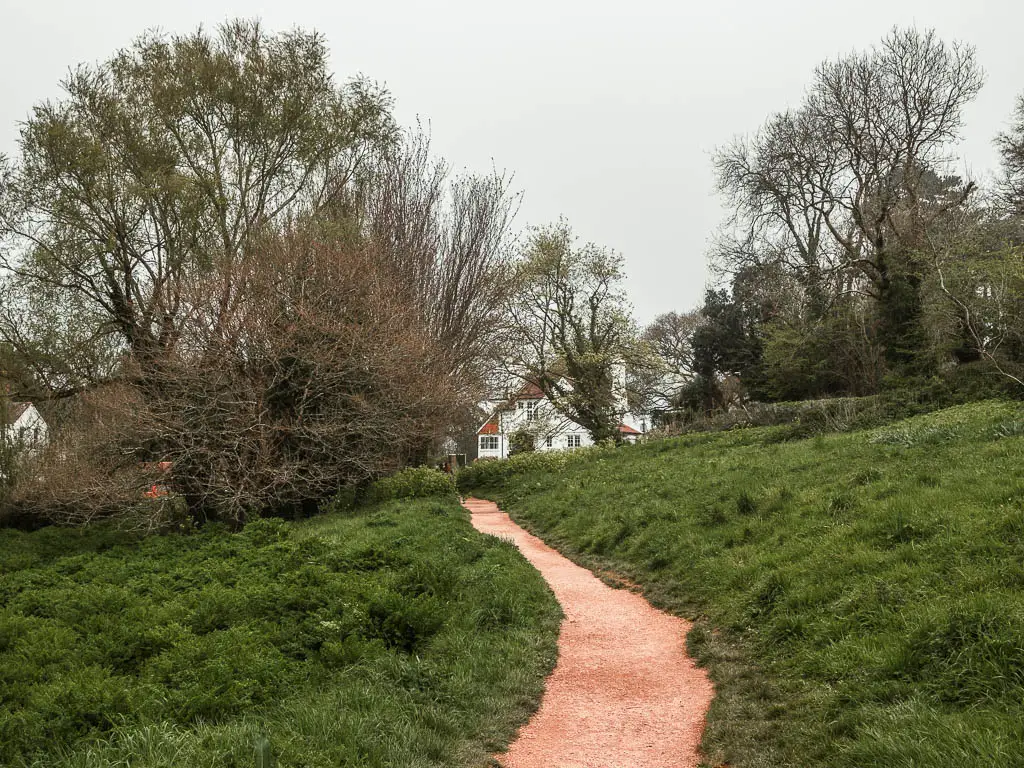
[463,497,714,768]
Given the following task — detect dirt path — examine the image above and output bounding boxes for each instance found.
[463,497,714,768]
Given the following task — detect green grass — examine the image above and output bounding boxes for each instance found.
[459,400,1024,767]
[0,497,561,767]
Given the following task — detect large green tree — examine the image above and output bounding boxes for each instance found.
[0,19,395,382]
[504,221,636,443]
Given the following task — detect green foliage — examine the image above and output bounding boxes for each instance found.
[998,94,1024,214]
[761,304,881,400]
[0,498,560,767]
[471,400,1024,767]
[509,429,537,455]
[509,220,637,443]
[365,466,457,504]
[255,735,275,768]
[459,443,605,492]
[691,285,765,402]
[0,19,395,364]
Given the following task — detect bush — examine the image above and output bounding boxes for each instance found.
[366,466,457,503]
[509,429,536,455]
[458,444,605,492]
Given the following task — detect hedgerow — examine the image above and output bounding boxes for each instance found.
[367,465,457,503]
[458,445,607,491]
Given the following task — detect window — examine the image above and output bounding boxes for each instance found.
[526,401,538,421]
[480,435,500,451]
[567,434,582,449]
[545,436,553,448]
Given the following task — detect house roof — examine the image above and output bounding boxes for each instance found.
[476,379,547,436]
[618,423,642,436]
[3,402,31,426]
[515,381,545,400]
[478,413,500,435]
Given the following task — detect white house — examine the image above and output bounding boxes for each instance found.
[476,368,647,460]
[1,402,48,455]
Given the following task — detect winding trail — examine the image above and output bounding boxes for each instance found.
[463,497,714,768]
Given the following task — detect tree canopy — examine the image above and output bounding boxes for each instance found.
[0,20,396,384]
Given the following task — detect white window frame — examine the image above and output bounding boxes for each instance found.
[480,435,500,451]
[567,434,582,449]
[524,400,538,421]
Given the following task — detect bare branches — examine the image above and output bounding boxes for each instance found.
[997,95,1024,217]
[713,27,984,323]
[638,310,704,406]
[11,225,469,527]
[360,130,519,387]
[2,82,522,527]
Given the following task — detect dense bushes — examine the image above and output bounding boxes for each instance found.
[0,498,560,767]
[0,23,517,530]
[458,446,603,492]
[366,466,458,503]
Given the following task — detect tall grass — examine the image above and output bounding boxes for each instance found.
[0,497,560,767]
[460,400,1024,767]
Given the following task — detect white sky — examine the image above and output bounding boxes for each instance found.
[2,0,1022,323]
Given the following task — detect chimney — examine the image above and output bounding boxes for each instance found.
[611,361,628,416]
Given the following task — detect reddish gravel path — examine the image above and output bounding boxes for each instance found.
[463,497,714,768]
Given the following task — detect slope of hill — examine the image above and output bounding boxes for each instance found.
[459,401,1024,767]
[0,497,560,767]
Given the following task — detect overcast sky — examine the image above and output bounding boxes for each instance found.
[2,0,1022,322]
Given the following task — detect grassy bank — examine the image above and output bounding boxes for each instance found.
[459,400,1024,767]
[0,496,560,767]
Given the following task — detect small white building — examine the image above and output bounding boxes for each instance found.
[1,402,48,455]
[476,374,646,460]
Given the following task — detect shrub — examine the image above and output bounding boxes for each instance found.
[509,429,537,455]
[458,444,605,492]
[366,467,457,503]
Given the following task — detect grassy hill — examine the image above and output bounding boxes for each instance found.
[459,400,1024,768]
[0,495,560,767]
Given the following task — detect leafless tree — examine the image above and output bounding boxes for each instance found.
[714,28,984,319]
[635,310,704,407]
[713,109,847,315]
[356,130,519,384]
